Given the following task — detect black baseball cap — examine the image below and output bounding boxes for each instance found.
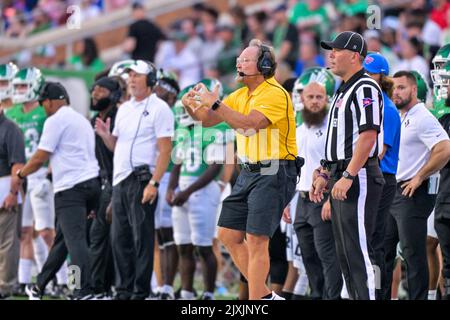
[320,31,367,57]
[93,77,120,92]
[38,82,70,104]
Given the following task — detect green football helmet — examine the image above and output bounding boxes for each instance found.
[12,67,44,104]
[174,78,224,127]
[0,62,18,101]
[431,60,450,117]
[410,70,428,103]
[108,59,135,81]
[431,44,450,85]
[292,67,335,112]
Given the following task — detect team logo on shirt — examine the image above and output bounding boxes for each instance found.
[316,129,323,137]
[362,97,374,107]
[336,98,343,108]
[404,119,410,127]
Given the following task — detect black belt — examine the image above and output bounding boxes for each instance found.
[299,191,309,199]
[241,160,296,173]
[324,157,379,172]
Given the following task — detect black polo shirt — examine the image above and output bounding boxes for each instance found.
[0,110,26,177]
[91,107,117,184]
[128,19,165,61]
[324,68,383,161]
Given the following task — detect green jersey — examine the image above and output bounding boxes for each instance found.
[431,86,450,118]
[174,122,233,178]
[5,104,47,161]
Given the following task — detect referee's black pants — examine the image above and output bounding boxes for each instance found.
[89,181,114,295]
[329,164,384,300]
[371,173,397,300]
[111,173,157,300]
[384,181,436,300]
[37,177,100,298]
[434,191,450,296]
[294,194,342,300]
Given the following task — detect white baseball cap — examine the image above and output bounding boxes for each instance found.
[126,60,153,75]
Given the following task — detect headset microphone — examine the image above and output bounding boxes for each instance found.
[238,72,260,77]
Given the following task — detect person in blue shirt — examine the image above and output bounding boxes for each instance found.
[363,52,401,300]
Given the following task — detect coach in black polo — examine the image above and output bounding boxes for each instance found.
[310,31,384,300]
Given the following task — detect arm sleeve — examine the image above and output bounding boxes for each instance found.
[127,23,137,38]
[154,105,175,138]
[285,24,298,44]
[38,117,62,153]
[383,103,400,148]
[223,91,238,111]
[355,84,382,133]
[5,123,26,166]
[253,88,288,124]
[417,115,450,150]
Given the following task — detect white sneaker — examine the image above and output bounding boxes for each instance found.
[261,291,285,300]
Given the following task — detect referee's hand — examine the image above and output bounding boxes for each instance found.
[310,177,327,203]
[331,177,353,201]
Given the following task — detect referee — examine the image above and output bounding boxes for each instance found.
[182,39,300,300]
[311,31,385,300]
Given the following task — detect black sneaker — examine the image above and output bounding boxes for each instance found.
[159,292,175,300]
[199,293,214,300]
[0,292,11,300]
[25,284,42,300]
[50,284,70,300]
[12,283,27,297]
[74,294,97,300]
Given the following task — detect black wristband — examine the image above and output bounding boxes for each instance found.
[211,99,222,111]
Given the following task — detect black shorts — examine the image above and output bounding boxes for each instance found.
[218,163,297,237]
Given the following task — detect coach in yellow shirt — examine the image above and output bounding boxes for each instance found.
[182,39,299,300]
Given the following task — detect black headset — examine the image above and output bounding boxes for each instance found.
[141,60,158,87]
[109,79,122,105]
[257,45,277,78]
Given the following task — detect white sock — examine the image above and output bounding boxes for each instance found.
[56,260,68,285]
[428,289,437,300]
[18,258,33,284]
[341,275,350,299]
[32,236,48,272]
[293,270,309,296]
[180,290,195,300]
[150,271,158,292]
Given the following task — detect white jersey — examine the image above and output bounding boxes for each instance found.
[296,117,328,191]
[397,103,449,181]
[112,93,174,186]
[38,106,99,193]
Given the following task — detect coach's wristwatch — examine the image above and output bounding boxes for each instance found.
[342,170,355,181]
[148,179,160,188]
[211,99,222,111]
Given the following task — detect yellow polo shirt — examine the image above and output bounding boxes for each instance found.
[223,77,298,162]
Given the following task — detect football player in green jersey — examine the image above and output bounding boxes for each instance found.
[430,44,450,118]
[151,73,180,299]
[167,78,233,300]
[0,62,18,110]
[430,50,450,300]
[7,67,68,294]
[292,67,335,127]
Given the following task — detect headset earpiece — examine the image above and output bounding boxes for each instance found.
[257,45,276,78]
[142,60,157,87]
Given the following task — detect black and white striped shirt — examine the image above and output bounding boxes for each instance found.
[325,68,383,161]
